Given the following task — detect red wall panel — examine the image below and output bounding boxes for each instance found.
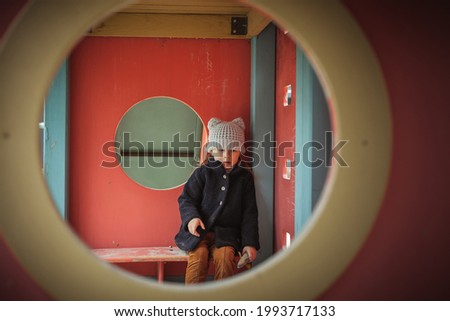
[274,30,297,252]
[68,37,251,272]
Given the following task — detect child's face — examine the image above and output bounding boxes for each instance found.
[211,149,240,170]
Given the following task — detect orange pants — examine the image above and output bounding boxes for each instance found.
[185,232,235,284]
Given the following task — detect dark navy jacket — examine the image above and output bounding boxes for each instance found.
[174,159,260,252]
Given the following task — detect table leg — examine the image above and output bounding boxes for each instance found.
[157,261,164,283]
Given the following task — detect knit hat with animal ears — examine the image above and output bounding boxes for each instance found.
[206,117,245,153]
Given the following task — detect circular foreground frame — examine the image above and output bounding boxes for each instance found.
[0,0,391,300]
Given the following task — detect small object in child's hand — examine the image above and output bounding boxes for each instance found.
[237,252,250,269]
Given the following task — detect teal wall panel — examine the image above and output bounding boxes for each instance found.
[295,47,331,234]
[311,70,331,211]
[44,61,69,219]
[251,24,276,264]
[295,47,313,234]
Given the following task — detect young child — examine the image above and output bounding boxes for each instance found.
[175,117,260,284]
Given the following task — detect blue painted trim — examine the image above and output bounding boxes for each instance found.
[295,47,313,234]
[250,24,276,264]
[251,37,257,138]
[44,60,69,219]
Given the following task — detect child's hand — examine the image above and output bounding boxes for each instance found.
[242,246,257,262]
[188,218,205,237]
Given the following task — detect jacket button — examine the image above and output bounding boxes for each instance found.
[223,174,227,179]
[221,186,226,191]
[219,201,223,206]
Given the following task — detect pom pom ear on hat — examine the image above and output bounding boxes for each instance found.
[231,117,245,130]
[207,117,222,130]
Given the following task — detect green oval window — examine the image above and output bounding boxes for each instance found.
[115,97,203,190]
